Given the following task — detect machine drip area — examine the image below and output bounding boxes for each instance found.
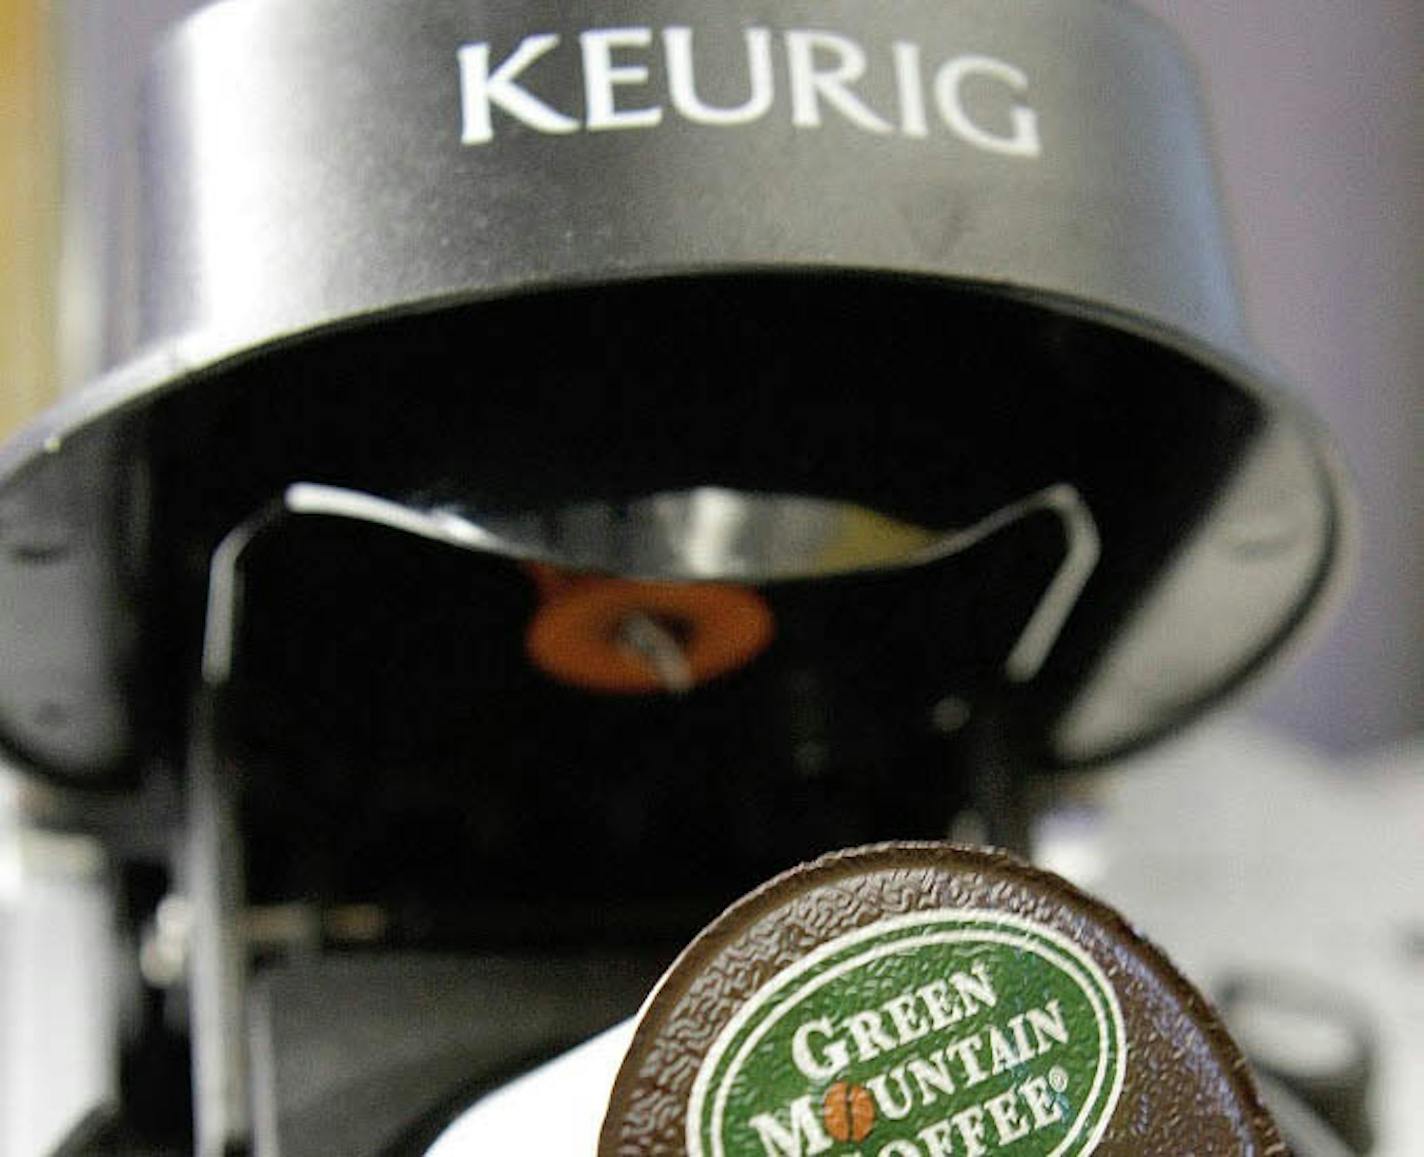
[126,274,1275,776]
[60,274,1257,942]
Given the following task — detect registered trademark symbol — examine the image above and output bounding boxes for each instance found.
[1049,1066,1069,1093]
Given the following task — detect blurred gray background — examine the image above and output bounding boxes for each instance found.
[54,0,1422,754]
[1134,0,1423,754]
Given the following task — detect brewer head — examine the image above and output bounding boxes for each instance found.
[0,0,1348,787]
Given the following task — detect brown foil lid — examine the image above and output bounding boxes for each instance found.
[599,843,1285,1156]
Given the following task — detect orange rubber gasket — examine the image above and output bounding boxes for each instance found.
[525,571,774,695]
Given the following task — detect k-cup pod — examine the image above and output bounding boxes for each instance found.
[601,843,1284,1156]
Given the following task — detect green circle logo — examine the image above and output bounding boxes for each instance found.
[687,910,1127,1157]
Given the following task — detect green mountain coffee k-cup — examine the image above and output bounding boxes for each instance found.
[600,843,1284,1155]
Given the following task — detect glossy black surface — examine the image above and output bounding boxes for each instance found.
[110,276,1257,929]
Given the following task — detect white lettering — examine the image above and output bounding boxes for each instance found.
[952,962,998,1016]
[790,1017,850,1081]
[581,27,662,131]
[459,29,1042,158]
[893,41,929,137]
[907,1053,958,1103]
[664,27,775,126]
[916,980,962,1031]
[1021,1074,1065,1129]
[786,31,893,134]
[458,36,579,144]
[918,1120,956,1157]
[985,1088,1031,1144]
[885,992,930,1044]
[880,1078,1067,1157]
[867,1066,916,1120]
[747,1095,835,1157]
[1008,1013,1035,1060]
[987,1024,1021,1074]
[951,1105,990,1157]
[934,54,1042,158]
[947,1034,990,1087]
[1027,1000,1069,1053]
[847,1009,900,1062]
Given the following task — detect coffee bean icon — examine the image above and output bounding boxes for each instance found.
[822,1081,876,1143]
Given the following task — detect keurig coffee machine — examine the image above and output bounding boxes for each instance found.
[0,2,1353,1154]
